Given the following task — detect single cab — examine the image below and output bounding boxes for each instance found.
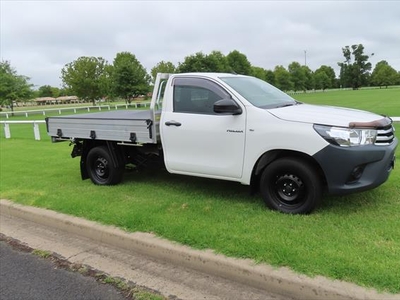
[46,73,398,214]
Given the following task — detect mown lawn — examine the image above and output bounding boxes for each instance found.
[292,87,400,116]
[1,89,399,293]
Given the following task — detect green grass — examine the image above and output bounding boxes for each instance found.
[1,89,400,293]
[292,87,400,116]
[32,249,52,259]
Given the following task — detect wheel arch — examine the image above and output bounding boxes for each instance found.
[250,149,327,191]
[79,140,124,181]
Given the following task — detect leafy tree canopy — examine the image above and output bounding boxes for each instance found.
[251,66,267,81]
[314,65,336,89]
[112,52,150,102]
[61,56,108,105]
[274,65,293,91]
[206,50,232,73]
[177,51,232,73]
[37,85,60,98]
[0,60,33,111]
[371,60,398,88]
[265,70,276,86]
[288,62,307,92]
[338,44,372,89]
[226,50,252,75]
[151,61,176,82]
[314,72,331,91]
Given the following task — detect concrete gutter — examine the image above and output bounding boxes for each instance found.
[1,199,399,300]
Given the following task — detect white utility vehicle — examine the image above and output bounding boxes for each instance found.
[46,73,397,214]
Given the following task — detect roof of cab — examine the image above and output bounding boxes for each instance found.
[171,72,245,79]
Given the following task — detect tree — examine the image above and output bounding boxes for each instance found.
[59,87,72,97]
[177,51,231,73]
[99,64,115,101]
[371,60,398,88]
[151,61,176,82]
[314,72,331,91]
[61,56,108,105]
[274,65,293,91]
[265,70,276,86]
[314,65,336,89]
[251,66,267,81]
[37,85,60,98]
[302,66,314,91]
[207,50,231,73]
[338,44,372,89]
[112,52,150,103]
[288,62,307,92]
[0,61,33,114]
[226,50,252,75]
[177,52,210,73]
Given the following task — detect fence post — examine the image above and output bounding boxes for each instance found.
[4,123,11,139]
[33,122,41,140]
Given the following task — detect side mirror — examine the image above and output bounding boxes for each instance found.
[213,99,242,115]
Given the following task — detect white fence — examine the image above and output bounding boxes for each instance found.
[1,120,46,140]
[2,117,400,141]
[0,102,150,119]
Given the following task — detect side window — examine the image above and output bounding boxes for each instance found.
[173,78,229,114]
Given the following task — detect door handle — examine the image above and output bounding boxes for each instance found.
[165,121,182,127]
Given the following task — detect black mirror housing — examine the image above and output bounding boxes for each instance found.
[213,99,242,115]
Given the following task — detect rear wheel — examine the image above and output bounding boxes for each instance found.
[86,146,123,185]
[260,158,322,214]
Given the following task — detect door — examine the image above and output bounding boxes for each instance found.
[161,77,246,179]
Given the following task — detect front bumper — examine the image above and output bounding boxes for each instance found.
[313,138,398,195]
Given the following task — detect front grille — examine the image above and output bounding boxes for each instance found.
[375,124,395,145]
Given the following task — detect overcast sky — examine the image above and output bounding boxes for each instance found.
[1,0,399,88]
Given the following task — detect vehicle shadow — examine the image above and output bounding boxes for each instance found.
[122,168,261,206]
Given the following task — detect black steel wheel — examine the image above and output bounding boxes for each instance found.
[86,146,123,185]
[260,158,322,214]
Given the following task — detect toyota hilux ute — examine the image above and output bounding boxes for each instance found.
[46,73,398,214]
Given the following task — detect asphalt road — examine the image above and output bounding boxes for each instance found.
[0,241,126,300]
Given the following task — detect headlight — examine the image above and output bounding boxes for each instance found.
[314,125,377,147]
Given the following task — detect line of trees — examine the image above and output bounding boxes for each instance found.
[1,44,400,109]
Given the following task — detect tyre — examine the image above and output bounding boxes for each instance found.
[86,146,123,185]
[260,158,322,214]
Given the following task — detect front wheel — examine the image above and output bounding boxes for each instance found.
[260,158,322,214]
[86,146,123,185]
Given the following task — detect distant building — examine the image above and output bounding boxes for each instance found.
[34,96,79,105]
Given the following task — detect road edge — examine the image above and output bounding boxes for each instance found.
[1,199,398,300]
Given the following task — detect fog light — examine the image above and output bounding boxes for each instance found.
[347,165,365,183]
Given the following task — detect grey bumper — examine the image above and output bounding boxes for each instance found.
[313,138,398,195]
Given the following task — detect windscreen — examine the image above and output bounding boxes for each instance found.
[220,76,297,109]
